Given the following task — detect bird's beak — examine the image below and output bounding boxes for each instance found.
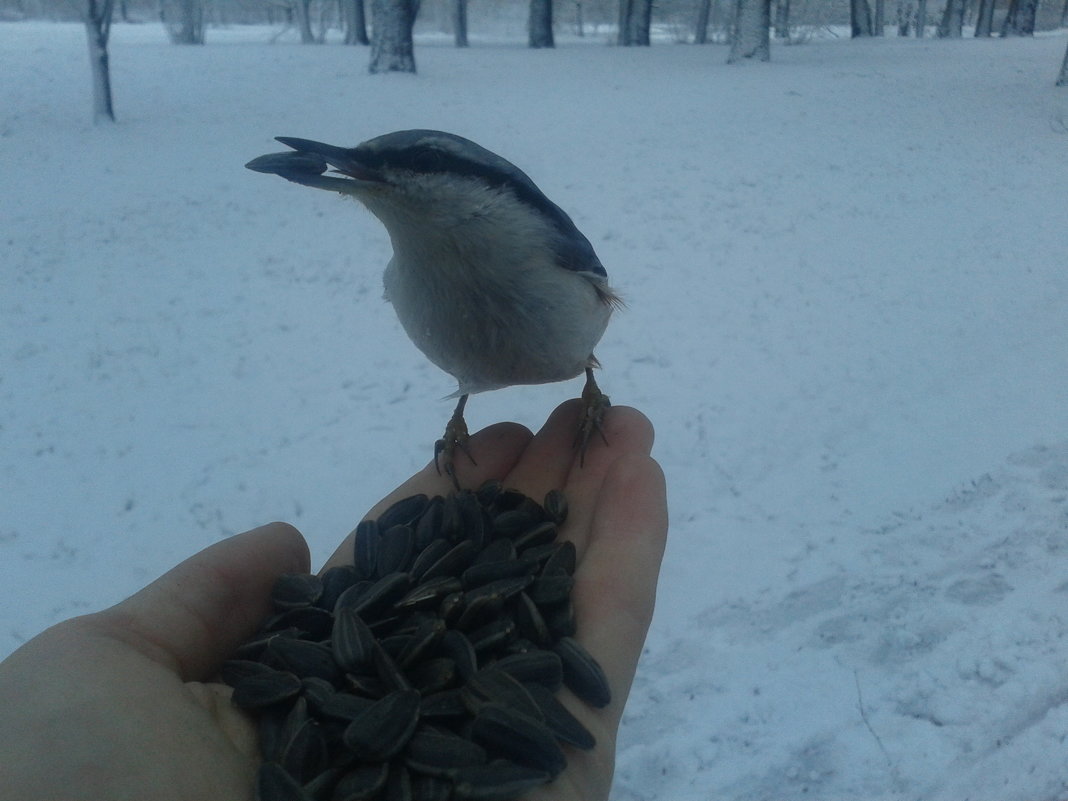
[245,137,384,193]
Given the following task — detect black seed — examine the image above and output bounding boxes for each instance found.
[408,656,457,695]
[413,495,444,551]
[271,573,324,610]
[232,669,303,710]
[440,629,478,680]
[491,650,563,690]
[219,658,273,686]
[352,519,380,579]
[469,704,566,777]
[282,718,328,784]
[554,636,611,708]
[386,762,413,801]
[406,725,488,775]
[460,559,531,589]
[268,638,340,683]
[513,521,558,551]
[300,677,335,714]
[451,760,551,801]
[420,688,468,719]
[342,689,421,760]
[544,598,576,639]
[397,617,446,669]
[541,540,576,576]
[377,524,415,576]
[353,572,411,617]
[461,669,543,721]
[373,639,413,691]
[265,607,334,640]
[514,592,552,647]
[318,691,375,721]
[470,537,516,566]
[377,493,430,530]
[409,539,452,581]
[524,682,596,750]
[332,607,376,672]
[491,509,534,539]
[334,762,389,801]
[332,580,372,613]
[543,489,568,526]
[420,540,477,582]
[255,762,313,801]
[394,576,463,611]
[527,572,574,606]
[467,617,517,652]
[319,564,359,611]
[410,774,452,801]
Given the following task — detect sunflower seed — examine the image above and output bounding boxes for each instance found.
[514,592,552,647]
[282,718,328,784]
[394,575,462,611]
[460,559,531,589]
[332,607,375,672]
[413,495,444,551]
[353,572,411,617]
[219,658,274,686]
[524,682,595,750]
[513,521,558,551]
[334,762,389,801]
[318,691,375,721]
[377,524,415,576]
[319,564,359,611]
[410,774,452,801]
[271,573,324,610]
[420,540,477,582]
[377,493,429,530]
[397,617,446,669]
[461,668,542,721]
[469,704,566,777]
[405,725,488,775]
[527,572,574,606]
[490,650,563,690]
[342,689,421,760]
[439,629,478,680]
[255,762,313,801]
[408,657,456,695]
[554,636,611,708]
[543,489,568,526]
[469,536,516,566]
[419,688,467,719]
[541,540,576,576]
[232,669,303,710]
[268,638,339,683]
[467,617,517,652]
[352,519,380,579]
[451,760,551,801]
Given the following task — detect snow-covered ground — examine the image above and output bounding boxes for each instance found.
[3,20,1068,799]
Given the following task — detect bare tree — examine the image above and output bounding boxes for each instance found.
[81,0,116,122]
[341,0,368,44]
[161,0,204,44]
[1001,0,1037,35]
[773,0,789,38]
[916,0,927,37]
[694,0,712,42]
[974,0,994,36]
[370,0,416,72]
[1058,39,1068,86]
[937,0,964,36]
[452,0,468,47]
[294,0,317,43]
[851,0,873,35]
[728,0,769,62]
[1061,0,1068,28]
[529,0,553,47]
[873,0,884,34]
[618,0,651,44]
[896,0,913,35]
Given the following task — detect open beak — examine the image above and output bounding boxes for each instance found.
[246,137,383,192]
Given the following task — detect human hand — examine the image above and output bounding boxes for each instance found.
[0,401,666,801]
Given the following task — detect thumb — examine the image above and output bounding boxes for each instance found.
[96,522,310,681]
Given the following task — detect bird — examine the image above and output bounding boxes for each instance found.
[246,129,620,486]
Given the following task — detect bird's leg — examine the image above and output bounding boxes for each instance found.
[576,367,611,466]
[435,394,476,489]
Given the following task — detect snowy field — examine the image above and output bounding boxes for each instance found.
[3,20,1068,800]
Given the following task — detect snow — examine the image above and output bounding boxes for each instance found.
[3,20,1068,799]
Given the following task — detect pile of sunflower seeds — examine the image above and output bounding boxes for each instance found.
[222,482,611,801]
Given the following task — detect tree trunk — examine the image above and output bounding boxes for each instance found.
[974,0,994,36]
[694,0,711,42]
[773,0,789,38]
[728,0,770,62]
[915,0,927,37]
[620,0,651,43]
[851,0,873,35]
[1061,0,1068,28]
[452,0,468,46]
[342,0,369,44]
[529,0,554,48]
[161,0,205,44]
[370,0,416,73]
[575,0,584,36]
[873,0,884,34]
[896,0,912,35]
[1001,0,1037,35]
[1057,39,1068,86]
[84,0,116,123]
[296,0,316,43]
[937,0,964,36]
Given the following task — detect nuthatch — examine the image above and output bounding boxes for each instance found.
[246,129,620,484]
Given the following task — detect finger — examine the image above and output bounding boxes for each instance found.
[557,406,656,558]
[95,522,310,681]
[321,421,533,571]
[573,453,668,712]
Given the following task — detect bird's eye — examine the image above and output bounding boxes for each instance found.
[405,146,446,174]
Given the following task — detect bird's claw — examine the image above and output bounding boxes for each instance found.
[576,373,611,466]
[435,408,475,489]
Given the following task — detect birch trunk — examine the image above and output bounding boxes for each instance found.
[529,0,554,48]
[370,0,416,73]
[84,0,115,123]
[728,0,770,62]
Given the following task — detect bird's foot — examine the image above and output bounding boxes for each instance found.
[435,396,475,489]
[576,368,611,466]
